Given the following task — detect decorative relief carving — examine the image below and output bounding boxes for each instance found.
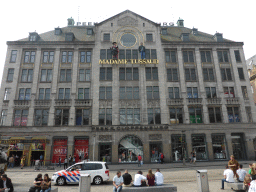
[147,99,160,108]
[92,125,168,132]
[117,16,138,26]
[149,134,162,140]
[119,100,140,108]
[99,135,112,141]
[99,100,112,108]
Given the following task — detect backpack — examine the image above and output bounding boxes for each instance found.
[161,154,164,159]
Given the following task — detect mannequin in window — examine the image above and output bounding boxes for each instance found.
[110,42,119,59]
[138,42,146,59]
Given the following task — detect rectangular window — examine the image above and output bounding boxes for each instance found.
[185,68,197,81]
[148,108,161,124]
[99,108,112,125]
[126,50,131,60]
[208,107,222,123]
[167,68,178,81]
[151,49,157,59]
[217,50,229,63]
[7,68,14,82]
[4,88,11,100]
[168,87,180,99]
[205,87,216,98]
[241,86,248,99]
[78,88,90,99]
[21,69,33,82]
[100,49,106,59]
[119,68,139,80]
[183,51,194,63]
[169,108,183,124]
[76,109,90,125]
[55,109,69,125]
[227,107,240,123]
[203,68,215,81]
[61,51,73,63]
[189,108,202,123]
[146,34,153,42]
[79,69,90,81]
[245,106,252,123]
[234,50,241,62]
[24,51,36,63]
[99,87,112,100]
[165,51,177,63]
[100,67,112,80]
[223,87,235,98]
[60,69,71,82]
[145,49,150,59]
[146,67,158,80]
[0,110,7,126]
[10,50,17,63]
[40,69,52,82]
[80,51,91,63]
[119,87,139,99]
[38,88,51,100]
[43,51,54,63]
[103,33,110,41]
[119,49,125,59]
[132,49,138,59]
[147,86,159,99]
[87,28,93,35]
[200,51,212,63]
[18,88,31,100]
[119,108,140,125]
[221,68,232,81]
[238,68,245,80]
[34,109,49,126]
[58,88,70,100]
[187,87,198,98]
[14,109,28,126]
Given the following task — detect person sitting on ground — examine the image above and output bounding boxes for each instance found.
[0,174,14,192]
[237,164,247,182]
[155,168,164,186]
[33,174,43,192]
[133,171,147,187]
[244,175,251,192]
[113,171,123,192]
[147,169,155,186]
[221,165,235,190]
[122,170,132,187]
[40,174,51,192]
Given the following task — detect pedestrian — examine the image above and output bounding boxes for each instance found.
[155,169,164,186]
[40,154,44,167]
[113,171,123,192]
[137,154,142,167]
[0,174,14,192]
[228,155,239,180]
[122,170,132,187]
[8,155,14,168]
[68,155,72,166]
[64,157,68,169]
[72,155,76,165]
[147,169,155,186]
[221,165,235,190]
[57,156,61,167]
[20,155,26,169]
[160,153,164,164]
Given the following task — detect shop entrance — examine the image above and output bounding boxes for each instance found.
[30,151,44,165]
[150,142,162,163]
[9,151,23,167]
[231,133,246,160]
[99,143,112,163]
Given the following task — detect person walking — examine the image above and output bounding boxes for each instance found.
[137,154,142,167]
[160,153,164,164]
[8,155,14,168]
[72,155,76,165]
[20,155,26,169]
[40,154,44,167]
[64,157,68,169]
[57,156,61,167]
[68,155,72,166]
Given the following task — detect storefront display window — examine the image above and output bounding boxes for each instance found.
[99,143,112,163]
[212,134,228,160]
[52,138,67,163]
[74,138,89,162]
[118,135,143,163]
[191,134,208,161]
[150,143,162,163]
[231,133,246,160]
[30,140,46,166]
[171,135,187,162]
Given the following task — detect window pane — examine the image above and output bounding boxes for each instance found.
[183,51,188,62]
[133,87,139,99]
[63,109,69,125]
[152,67,158,80]
[173,69,178,81]
[99,87,105,99]
[203,68,208,81]
[49,52,54,63]
[148,109,154,124]
[168,87,174,99]
[146,68,151,80]
[84,88,90,99]
[226,68,232,80]
[58,88,64,99]
[106,68,112,80]
[147,87,152,99]
[165,51,170,62]
[21,69,27,82]
[127,109,133,124]
[28,69,33,82]
[78,88,84,99]
[100,68,105,80]
[119,68,125,80]
[126,50,131,60]
[191,69,196,80]
[76,109,82,125]
[134,109,140,124]
[171,51,176,63]
[41,69,47,82]
[126,68,132,80]
[45,89,51,100]
[155,108,161,124]
[126,87,132,99]
[133,68,139,80]
[209,68,214,81]
[83,109,90,125]
[185,69,190,81]
[100,49,106,59]
[153,87,159,99]
[106,87,112,99]
[66,69,71,82]
[47,69,52,82]
[238,68,245,80]
[65,89,70,99]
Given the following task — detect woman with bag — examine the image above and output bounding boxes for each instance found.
[40,174,51,192]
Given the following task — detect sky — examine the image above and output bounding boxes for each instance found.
[0,0,255,83]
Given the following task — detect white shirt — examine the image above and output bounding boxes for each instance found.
[155,172,164,185]
[113,175,124,186]
[133,174,146,186]
[249,180,256,192]
[237,169,247,181]
[224,169,235,183]
[3,180,7,188]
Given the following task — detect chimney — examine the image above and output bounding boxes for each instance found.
[177,18,184,27]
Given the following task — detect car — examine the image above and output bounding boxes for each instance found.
[51,161,109,186]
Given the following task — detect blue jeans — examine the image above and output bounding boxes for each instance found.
[156,184,162,186]
[221,179,233,189]
[140,51,145,59]
[8,162,14,168]
[40,188,51,192]
[113,186,122,192]
[138,160,141,167]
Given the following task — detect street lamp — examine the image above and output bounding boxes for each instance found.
[181,130,186,166]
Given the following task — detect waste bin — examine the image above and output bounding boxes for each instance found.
[79,174,91,192]
[196,170,209,192]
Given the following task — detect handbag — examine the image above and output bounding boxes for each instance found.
[41,183,49,190]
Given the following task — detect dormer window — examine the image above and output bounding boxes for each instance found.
[181,33,189,42]
[162,28,167,35]
[29,32,39,41]
[87,28,93,35]
[214,33,223,42]
[65,33,74,41]
[55,28,62,35]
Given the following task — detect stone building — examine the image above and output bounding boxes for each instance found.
[0,10,255,165]
[247,55,256,104]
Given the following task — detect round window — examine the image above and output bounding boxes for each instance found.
[120,33,137,47]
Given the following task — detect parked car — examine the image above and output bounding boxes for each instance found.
[52,161,109,185]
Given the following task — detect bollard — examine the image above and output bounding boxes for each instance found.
[196,170,209,192]
[79,174,91,192]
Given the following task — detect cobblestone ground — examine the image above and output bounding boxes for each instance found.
[5,163,250,192]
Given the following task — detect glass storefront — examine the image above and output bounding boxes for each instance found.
[150,142,162,163]
[99,143,112,163]
[191,134,208,160]
[171,135,187,162]
[118,135,143,163]
[231,133,246,160]
[212,134,228,160]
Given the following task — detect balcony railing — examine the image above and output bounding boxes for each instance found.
[186,98,203,105]
[13,100,31,106]
[34,100,52,107]
[207,98,222,105]
[167,98,184,105]
[54,99,71,106]
[225,97,240,105]
[75,99,92,107]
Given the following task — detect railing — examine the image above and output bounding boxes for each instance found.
[54,99,71,106]
[186,98,203,104]
[34,100,51,107]
[13,100,30,106]
[166,98,183,105]
[225,97,240,105]
[207,98,222,105]
[75,99,92,107]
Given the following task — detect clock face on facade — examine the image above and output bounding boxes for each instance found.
[120,33,137,48]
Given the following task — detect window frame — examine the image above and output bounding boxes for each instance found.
[147,108,161,124]
[165,51,177,63]
[103,33,110,41]
[205,87,217,98]
[119,67,139,81]
[189,107,203,124]
[187,87,198,98]
[38,88,51,100]
[146,86,159,99]
[99,108,112,125]
[80,51,92,63]
[237,68,245,80]
[167,68,179,81]
[183,50,195,63]
[13,109,29,126]
[23,51,36,63]
[79,69,91,82]
[227,106,240,123]
[119,87,139,100]
[234,50,241,62]
[100,67,112,81]
[99,87,112,100]
[221,68,232,81]
[58,88,71,100]
[200,51,212,63]
[168,87,180,99]
[202,68,215,81]
[146,67,158,81]
[146,33,153,42]
[10,50,17,63]
[78,88,90,100]
[119,108,140,125]
[208,107,222,123]
[185,68,197,81]
[55,108,69,126]
[42,51,54,63]
[76,108,91,125]
[0,109,7,126]
[7,68,14,82]
[18,88,31,100]
[61,51,73,63]
[59,69,72,82]
[40,69,52,82]
[34,109,49,126]
[217,50,229,63]
[169,107,183,124]
[21,69,33,83]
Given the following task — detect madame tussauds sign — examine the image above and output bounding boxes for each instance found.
[99,59,159,64]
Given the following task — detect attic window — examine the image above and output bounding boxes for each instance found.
[146,34,153,42]
[162,28,167,35]
[181,33,189,42]
[87,28,93,35]
[55,28,62,35]
[65,33,74,41]
[214,33,223,42]
[29,32,39,41]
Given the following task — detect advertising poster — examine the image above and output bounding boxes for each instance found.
[52,139,67,163]
[74,139,89,162]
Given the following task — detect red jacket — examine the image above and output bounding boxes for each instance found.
[138,156,142,161]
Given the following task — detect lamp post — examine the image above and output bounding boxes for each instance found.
[181,130,186,166]
[93,135,96,161]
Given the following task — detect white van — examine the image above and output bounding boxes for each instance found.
[52,161,109,185]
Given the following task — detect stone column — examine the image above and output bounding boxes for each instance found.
[112,144,119,163]
[140,66,148,125]
[186,132,192,158]
[143,142,150,164]
[162,132,171,163]
[67,135,74,157]
[112,64,119,125]
[206,133,213,161]
[226,134,233,157]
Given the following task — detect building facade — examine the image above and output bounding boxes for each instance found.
[247,55,256,104]
[0,10,256,165]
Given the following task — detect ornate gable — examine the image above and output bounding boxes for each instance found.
[117,16,138,26]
